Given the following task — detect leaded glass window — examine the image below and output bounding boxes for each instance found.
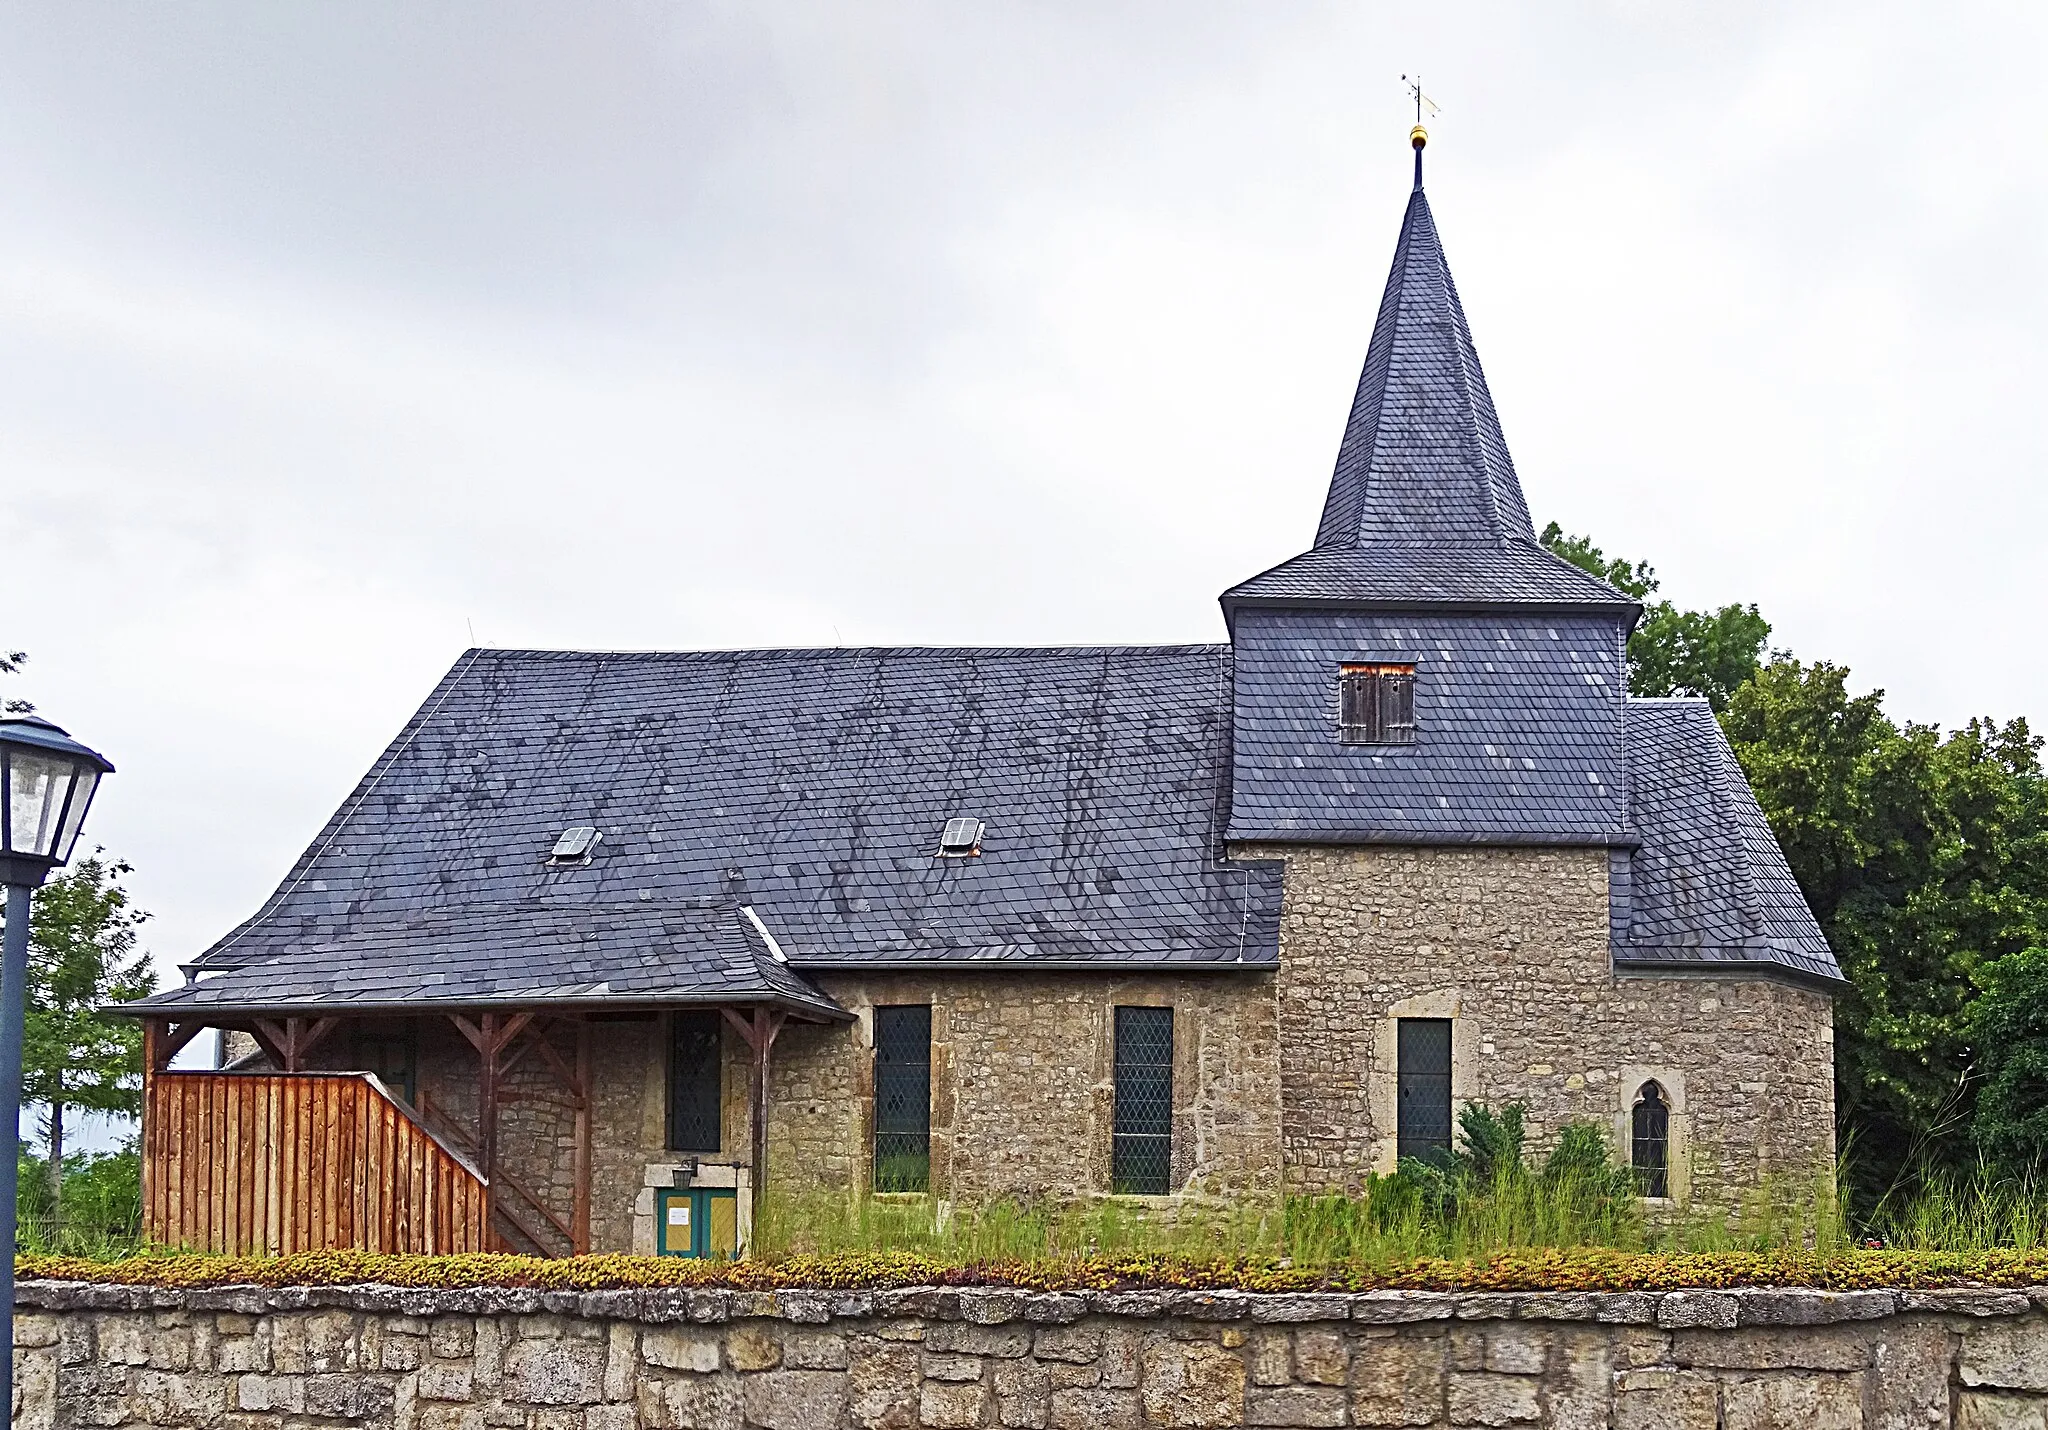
[874,1006,932,1192]
[1112,1007,1173,1195]
[667,1011,722,1153]
[1632,1081,1670,1198]
[1396,1018,1453,1163]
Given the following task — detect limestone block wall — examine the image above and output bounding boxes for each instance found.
[770,971,1282,1203]
[1241,843,1836,1201]
[17,1279,2048,1429]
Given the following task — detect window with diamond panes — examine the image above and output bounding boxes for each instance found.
[873,1006,932,1192]
[667,1011,722,1153]
[1631,1081,1670,1198]
[1338,663,1417,745]
[1112,1007,1174,1194]
[1396,1018,1453,1164]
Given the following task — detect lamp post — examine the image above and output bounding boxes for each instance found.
[0,716,112,1420]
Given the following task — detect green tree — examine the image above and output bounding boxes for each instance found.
[2,646,31,713]
[1969,947,2048,1175]
[1722,662,2048,1201]
[1539,523,1772,711]
[18,853,156,1211]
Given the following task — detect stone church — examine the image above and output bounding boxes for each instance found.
[135,137,1839,1259]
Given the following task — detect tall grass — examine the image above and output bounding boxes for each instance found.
[1867,1168,2048,1252]
[759,1106,1863,1267]
[14,1144,145,1258]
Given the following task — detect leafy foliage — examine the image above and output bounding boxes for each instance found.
[1539,523,1772,712]
[1967,948,2048,1175]
[1541,523,2048,1205]
[1722,664,2048,1202]
[20,854,157,1209]
[15,1145,143,1256]
[1,646,31,714]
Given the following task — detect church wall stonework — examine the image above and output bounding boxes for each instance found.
[1240,842,1835,1201]
[271,836,1831,1253]
[767,971,1283,1205]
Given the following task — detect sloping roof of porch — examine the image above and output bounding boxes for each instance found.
[132,898,847,1020]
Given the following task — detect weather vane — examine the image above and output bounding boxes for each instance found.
[1401,74,1439,127]
[1399,74,1438,185]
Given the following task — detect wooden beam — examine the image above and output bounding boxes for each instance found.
[147,1020,207,1071]
[448,1013,486,1054]
[248,1020,289,1069]
[295,1016,341,1063]
[477,1011,499,1232]
[249,1016,342,1073]
[572,1018,592,1255]
[723,1005,786,1252]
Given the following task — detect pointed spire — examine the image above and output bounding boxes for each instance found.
[1311,142,1535,552]
[1221,132,1635,616]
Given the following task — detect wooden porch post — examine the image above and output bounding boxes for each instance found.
[722,1005,786,1249]
[447,1010,537,1251]
[478,1012,499,1234]
[572,1018,592,1255]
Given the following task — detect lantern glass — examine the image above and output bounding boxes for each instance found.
[0,718,112,874]
[52,767,100,865]
[4,748,82,860]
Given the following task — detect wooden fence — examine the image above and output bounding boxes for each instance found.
[142,1070,488,1256]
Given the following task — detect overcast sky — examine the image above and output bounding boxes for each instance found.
[6,1,2045,994]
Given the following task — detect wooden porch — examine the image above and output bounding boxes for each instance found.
[138,1004,790,1258]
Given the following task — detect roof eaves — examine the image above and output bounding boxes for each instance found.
[121,988,854,1023]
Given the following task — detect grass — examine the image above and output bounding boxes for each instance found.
[14,1145,145,1259]
[20,1105,2048,1291]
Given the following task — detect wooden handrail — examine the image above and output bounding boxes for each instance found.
[416,1089,575,1254]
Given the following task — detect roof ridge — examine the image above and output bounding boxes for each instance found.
[466,643,1232,662]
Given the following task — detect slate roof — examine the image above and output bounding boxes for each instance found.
[1612,700,1842,985]
[136,900,847,1019]
[1223,175,1636,619]
[1227,609,1633,845]
[1225,543,1633,613]
[147,645,1283,1015]
[141,151,1834,1011]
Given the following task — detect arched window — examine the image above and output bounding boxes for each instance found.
[1631,1081,1670,1197]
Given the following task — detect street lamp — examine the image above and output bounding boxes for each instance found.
[0,716,113,1418]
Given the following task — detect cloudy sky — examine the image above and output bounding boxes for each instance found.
[5,0,2045,995]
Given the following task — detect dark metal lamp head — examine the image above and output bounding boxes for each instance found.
[0,715,114,888]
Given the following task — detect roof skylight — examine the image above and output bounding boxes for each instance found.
[936,818,984,858]
[547,826,601,865]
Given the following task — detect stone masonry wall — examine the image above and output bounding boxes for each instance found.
[1243,844,1836,1202]
[18,1279,2048,1429]
[770,971,1281,1203]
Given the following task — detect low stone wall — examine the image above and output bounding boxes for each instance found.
[15,1279,2048,1429]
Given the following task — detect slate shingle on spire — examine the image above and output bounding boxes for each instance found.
[1314,184,1532,550]
[1224,164,1635,615]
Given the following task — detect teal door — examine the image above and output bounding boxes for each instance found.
[654,1187,740,1259]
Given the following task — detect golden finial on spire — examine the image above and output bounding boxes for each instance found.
[1400,75,1439,186]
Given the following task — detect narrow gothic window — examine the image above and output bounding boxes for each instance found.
[1396,1018,1453,1162]
[873,1006,932,1192]
[667,1011,722,1153]
[1112,1007,1174,1194]
[1632,1081,1670,1197]
[1339,664,1417,745]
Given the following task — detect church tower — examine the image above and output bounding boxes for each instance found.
[1224,129,1837,1196]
